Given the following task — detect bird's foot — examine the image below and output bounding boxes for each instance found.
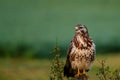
[75,69,82,78]
[83,70,88,77]
[75,73,82,78]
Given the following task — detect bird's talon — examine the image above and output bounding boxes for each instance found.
[75,73,80,78]
[83,70,88,77]
[75,69,82,78]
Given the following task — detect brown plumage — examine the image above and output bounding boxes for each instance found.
[64,24,96,78]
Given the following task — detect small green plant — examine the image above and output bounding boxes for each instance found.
[96,60,120,80]
[112,69,120,80]
[49,40,64,80]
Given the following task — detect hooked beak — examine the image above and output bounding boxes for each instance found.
[75,26,79,30]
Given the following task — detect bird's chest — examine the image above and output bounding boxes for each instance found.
[70,48,94,69]
[70,48,94,63]
[75,49,92,61]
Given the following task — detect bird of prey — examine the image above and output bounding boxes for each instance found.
[64,24,96,78]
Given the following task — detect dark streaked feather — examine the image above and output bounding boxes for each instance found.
[64,40,75,77]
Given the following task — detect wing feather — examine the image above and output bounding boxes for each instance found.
[64,40,75,77]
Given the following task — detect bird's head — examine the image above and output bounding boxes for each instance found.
[75,24,88,36]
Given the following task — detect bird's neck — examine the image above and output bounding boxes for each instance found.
[73,33,91,49]
[77,34,87,46]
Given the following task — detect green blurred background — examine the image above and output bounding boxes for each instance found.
[0,0,120,58]
[0,0,120,80]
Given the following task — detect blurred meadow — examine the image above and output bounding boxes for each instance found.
[0,0,120,80]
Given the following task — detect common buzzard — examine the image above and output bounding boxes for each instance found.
[64,24,96,78]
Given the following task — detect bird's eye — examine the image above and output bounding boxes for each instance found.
[79,27,83,29]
